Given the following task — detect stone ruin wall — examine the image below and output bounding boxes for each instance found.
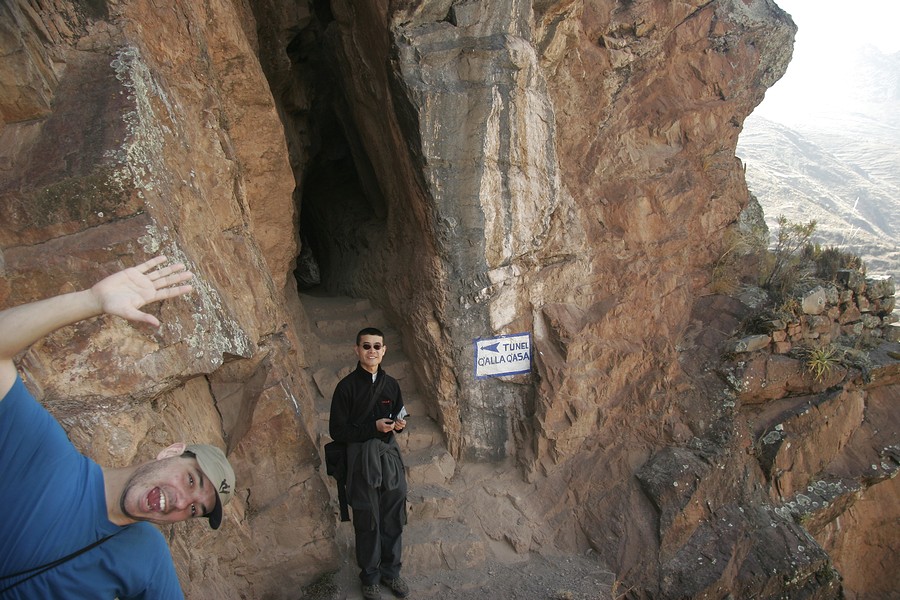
[731,273,897,360]
[722,272,900,600]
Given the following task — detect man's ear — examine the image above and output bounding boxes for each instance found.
[156,442,187,461]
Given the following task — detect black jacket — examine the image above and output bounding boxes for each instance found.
[329,364,404,444]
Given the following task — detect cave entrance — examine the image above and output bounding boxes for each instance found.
[291,62,387,296]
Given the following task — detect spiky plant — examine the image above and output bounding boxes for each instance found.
[806,345,838,382]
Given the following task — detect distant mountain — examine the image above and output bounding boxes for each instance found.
[737,45,900,282]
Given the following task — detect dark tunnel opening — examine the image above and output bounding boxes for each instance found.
[285,17,388,296]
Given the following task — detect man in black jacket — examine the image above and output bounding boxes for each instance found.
[329,327,409,600]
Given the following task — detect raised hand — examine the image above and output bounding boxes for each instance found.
[90,256,194,327]
[0,255,195,398]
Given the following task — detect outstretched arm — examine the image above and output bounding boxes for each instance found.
[0,255,193,399]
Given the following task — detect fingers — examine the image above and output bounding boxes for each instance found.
[151,268,193,289]
[136,255,169,273]
[87,255,194,329]
[138,255,189,278]
[147,263,193,309]
[139,256,193,294]
[145,261,187,279]
[121,307,162,328]
[154,283,194,301]
[377,418,397,433]
[146,262,190,282]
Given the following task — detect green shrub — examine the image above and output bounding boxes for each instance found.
[808,244,864,281]
[805,345,838,382]
[762,216,817,300]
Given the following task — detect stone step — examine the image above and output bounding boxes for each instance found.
[395,414,443,454]
[300,294,403,350]
[383,357,416,390]
[310,353,417,396]
[312,315,387,341]
[407,483,458,521]
[312,369,422,419]
[402,394,428,416]
[316,442,456,486]
[315,340,355,366]
[314,331,407,366]
[405,445,456,486]
[314,382,429,425]
[320,517,489,599]
[314,415,443,465]
[318,464,458,518]
[403,520,487,574]
[313,383,425,423]
[314,405,438,442]
[300,293,374,320]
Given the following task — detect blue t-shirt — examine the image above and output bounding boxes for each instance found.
[0,377,184,599]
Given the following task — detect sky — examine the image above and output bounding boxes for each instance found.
[740,0,900,280]
[773,0,900,55]
[755,0,900,121]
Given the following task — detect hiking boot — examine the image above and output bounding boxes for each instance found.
[361,583,383,600]
[381,576,410,598]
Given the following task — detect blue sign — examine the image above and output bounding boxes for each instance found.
[474,332,532,379]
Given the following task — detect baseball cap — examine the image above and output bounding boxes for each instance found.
[186,444,235,529]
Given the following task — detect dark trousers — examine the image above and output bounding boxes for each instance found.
[352,478,407,585]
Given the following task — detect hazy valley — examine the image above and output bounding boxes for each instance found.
[738,45,899,281]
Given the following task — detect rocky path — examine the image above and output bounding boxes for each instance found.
[298,292,615,600]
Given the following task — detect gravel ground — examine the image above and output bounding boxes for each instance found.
[407,553,617,600]
[299,464,619,600]
[298,550,617,600]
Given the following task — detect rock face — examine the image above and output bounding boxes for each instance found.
[1,1,897,599]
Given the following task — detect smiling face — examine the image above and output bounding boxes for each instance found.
[118,454,217,526]
[355,334,386,374]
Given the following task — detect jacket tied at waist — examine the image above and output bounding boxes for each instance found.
[346,437,406,511]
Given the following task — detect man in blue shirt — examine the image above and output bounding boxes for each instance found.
[0,255,236,599]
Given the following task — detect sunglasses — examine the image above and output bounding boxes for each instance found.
[360,343,384,351]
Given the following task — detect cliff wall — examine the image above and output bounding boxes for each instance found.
[1,0,897,598]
